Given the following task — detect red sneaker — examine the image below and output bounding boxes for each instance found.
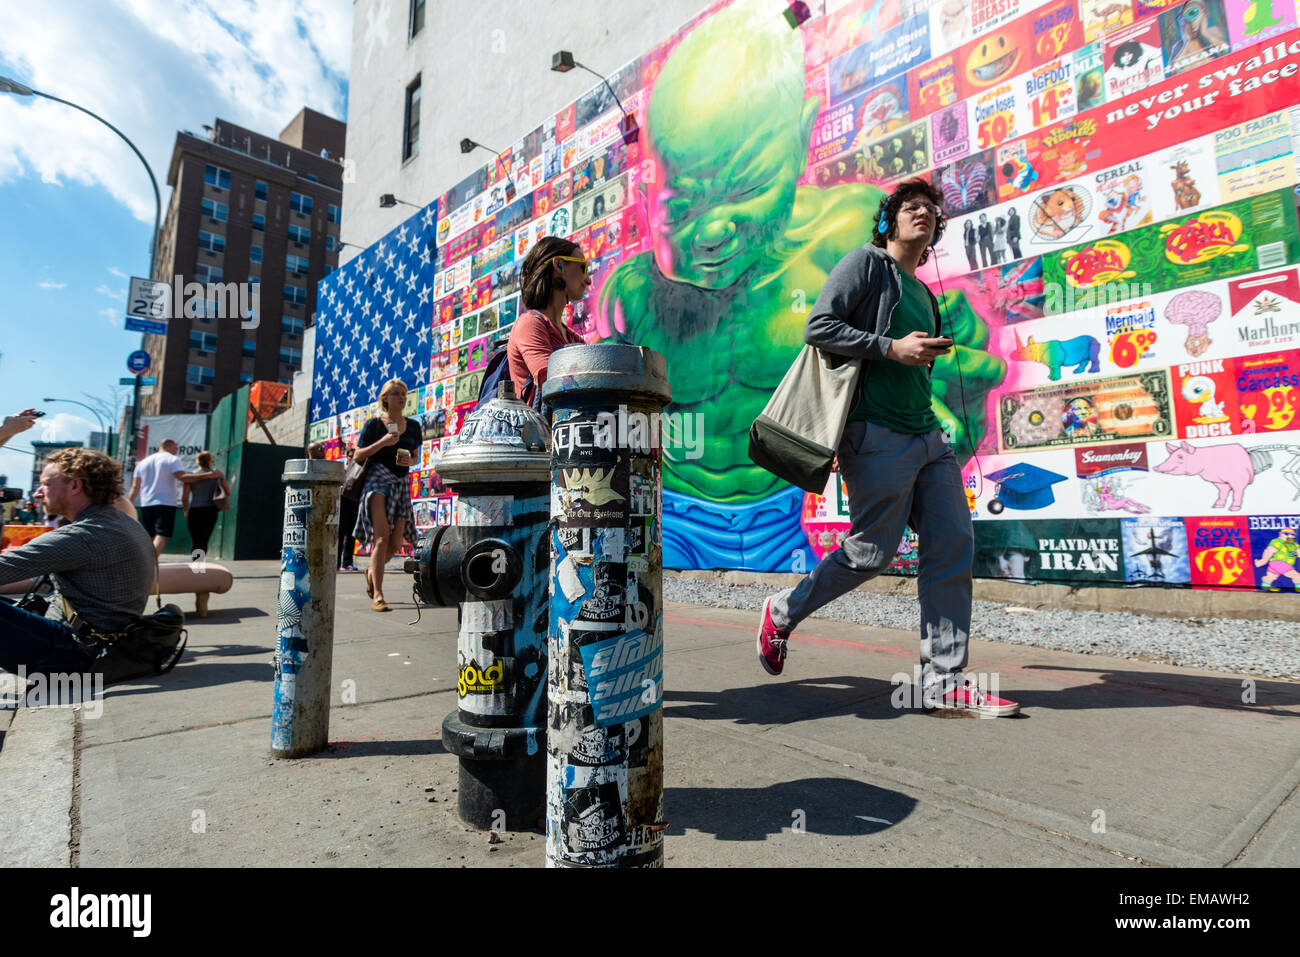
[756,597,790,676]
[939,678,1019,717]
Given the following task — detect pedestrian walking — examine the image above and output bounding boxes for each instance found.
[128,438,216,556]
[337,445,359,571]
[182,451,229,557]
[755,178,1020,717]
[352,379,422,611]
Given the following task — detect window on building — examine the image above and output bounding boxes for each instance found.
[403,76,421,162]
[280,347,302,369]
[186,364,215,387]
[182,399,212,414]
[194,263,224,284]
[189,331,219,353]
[201,198,228,222]
[324,235,336,252]
[255,180,268,201]
[410,0,426,37]
[197,230,225,254]
[323,263,335,277]
[285,254,309,274]
[204,164,230,190]
[283,284,307,307]
[252,213,265,231]
[327,204,341,225]
[288,224,311,245]
[240,372,254,385]
[290,192,313,215]
[248,275,261,285]
[194,264,223,284]
[249,244,263,264]
[242,338,257,357]
[303,173,319,183]
[282,316,305,336]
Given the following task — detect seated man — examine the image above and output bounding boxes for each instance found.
[0,448,156,676]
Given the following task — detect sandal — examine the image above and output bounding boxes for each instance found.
[364,567,374,598]
[371,598,390,612]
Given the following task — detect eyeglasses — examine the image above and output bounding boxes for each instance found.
[900,200,941,216]
[553,255,592,275]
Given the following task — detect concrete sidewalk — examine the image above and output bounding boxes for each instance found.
[3,559,1298,867]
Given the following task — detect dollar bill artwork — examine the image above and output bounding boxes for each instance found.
[998,370,1174,452]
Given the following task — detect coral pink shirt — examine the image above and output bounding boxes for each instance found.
[507,309,584,406]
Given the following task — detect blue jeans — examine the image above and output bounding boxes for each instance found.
[770,420,974,698]
[0,598,96,676]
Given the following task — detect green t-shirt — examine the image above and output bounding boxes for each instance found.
[848,270,942,434]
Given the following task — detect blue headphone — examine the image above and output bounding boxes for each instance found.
[877,212,889,235]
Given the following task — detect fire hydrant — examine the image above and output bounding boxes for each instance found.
[406,382,551,830]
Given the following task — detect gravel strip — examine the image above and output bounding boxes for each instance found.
[663,577,1300,680]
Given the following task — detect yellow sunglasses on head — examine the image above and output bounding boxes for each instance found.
[551,254,592,275]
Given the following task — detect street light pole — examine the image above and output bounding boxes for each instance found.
[42,397,111,454]
[1,75,163,470]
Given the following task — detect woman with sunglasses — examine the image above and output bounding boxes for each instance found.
[507,236,589,410]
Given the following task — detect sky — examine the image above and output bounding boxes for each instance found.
[0,0,352,493]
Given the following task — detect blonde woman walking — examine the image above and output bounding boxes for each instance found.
[352,379,422,611]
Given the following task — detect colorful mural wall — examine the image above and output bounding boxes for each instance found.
[312,0,1300,592]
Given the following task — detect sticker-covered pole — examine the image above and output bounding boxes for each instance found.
[272,458,343,758]
[543,344,671,868]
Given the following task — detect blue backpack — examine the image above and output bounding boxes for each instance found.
[475,345,541,412]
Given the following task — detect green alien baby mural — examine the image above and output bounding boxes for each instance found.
[594,0,1006,570]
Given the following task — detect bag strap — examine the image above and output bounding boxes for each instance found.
[154,554,162,611]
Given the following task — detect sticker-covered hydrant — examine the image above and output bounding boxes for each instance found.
[543,344,671,867]
[406,382,551,830]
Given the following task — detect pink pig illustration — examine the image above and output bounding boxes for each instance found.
[1153,441,1300,511]
[1154,441,1255,511]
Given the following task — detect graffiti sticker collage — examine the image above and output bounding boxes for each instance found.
[311,0,1300,592]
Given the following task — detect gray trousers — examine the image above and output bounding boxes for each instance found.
[770,420,973,697]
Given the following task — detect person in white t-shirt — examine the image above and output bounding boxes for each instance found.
[127,438,216,555]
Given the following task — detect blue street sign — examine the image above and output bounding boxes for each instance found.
[126,350,151,374]
[126,316,168,336]
[119,377,137,385]
[138,376,157,385]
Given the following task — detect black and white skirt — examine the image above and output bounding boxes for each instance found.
[353,461,416,547]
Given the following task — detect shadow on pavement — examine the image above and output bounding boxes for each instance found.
[1015,665,1300,714]
[665,675,901,725]
[189,607,270,622]
[105,659,272,697]
[664,776,916,840]
[315,736,447,758]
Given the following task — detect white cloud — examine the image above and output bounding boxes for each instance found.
[35,412,99,444]
[0,0,352,226]
[36,280,66,289]
[108,266,128,279]
[100,307,120,326]
[96,284,126,301]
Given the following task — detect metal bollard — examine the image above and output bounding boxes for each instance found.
[272,458,343,758]
[543,344,671,867]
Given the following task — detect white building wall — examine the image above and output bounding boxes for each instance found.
[341,0,711,254]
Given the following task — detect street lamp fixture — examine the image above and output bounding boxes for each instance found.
[42,397,112,453]
[3,75,161,464]
[549,52,639,144]
[783,2,812,27]
[459,138,501,156]
[379,193,422,209]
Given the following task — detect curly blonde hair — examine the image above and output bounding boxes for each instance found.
[46,448,124,506]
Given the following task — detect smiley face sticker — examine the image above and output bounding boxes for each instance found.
[965,33,1020,87]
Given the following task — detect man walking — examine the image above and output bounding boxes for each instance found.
[127,438,209,556]
[755,178,1019,717]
